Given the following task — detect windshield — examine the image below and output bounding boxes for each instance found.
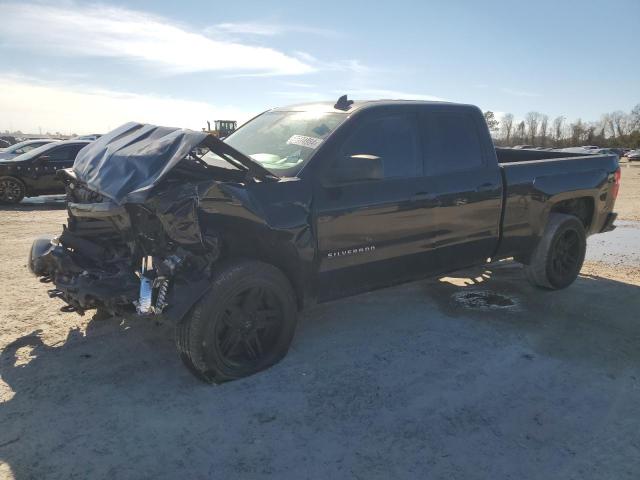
[221,111,347,176]
[1,140,51,156]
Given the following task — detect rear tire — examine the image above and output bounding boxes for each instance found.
[523,213,586,290]
[0,177,25,204]
[176,259,298,383]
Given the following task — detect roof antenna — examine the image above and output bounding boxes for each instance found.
[334,94,354,111]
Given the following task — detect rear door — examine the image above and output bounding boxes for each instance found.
[314,107,433,301]
[416,107,503,271]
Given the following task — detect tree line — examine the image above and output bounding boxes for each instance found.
[484,104,640,149]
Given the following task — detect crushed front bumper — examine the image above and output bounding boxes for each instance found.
[29,235,139,315]
[29,235,212,322]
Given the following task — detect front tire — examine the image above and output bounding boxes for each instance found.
[0,177,25,204]
[176,259,298,383]
[523,213,586,290]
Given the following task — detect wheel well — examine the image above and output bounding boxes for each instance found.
[0,175,26,188]
[550,197,594,229]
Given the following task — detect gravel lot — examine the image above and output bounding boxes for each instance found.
[1,162,639,479]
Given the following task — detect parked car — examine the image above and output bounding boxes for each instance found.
[591,148,620,158]
[554,147,603,155]
[0,139,56,160]
[0,140,91,203]
[608,148,626,158]
[627,149,640,161]
[29,99,620,383]
[0,135,18,147]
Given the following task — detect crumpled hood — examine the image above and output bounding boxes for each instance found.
[73,122,207,204]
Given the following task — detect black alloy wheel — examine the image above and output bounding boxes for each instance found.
[176,259,298,383]
[212,286,284,370]
[523,213,586,290]
[548,229,581,284]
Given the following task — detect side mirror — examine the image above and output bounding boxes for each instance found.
[35,155,50,165]
[324,154,384,186]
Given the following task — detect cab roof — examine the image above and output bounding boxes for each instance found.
[270,98,473,115]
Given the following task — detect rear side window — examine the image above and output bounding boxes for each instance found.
[421,112,484,175]
[47,145,83,162]
[340,114,420,178]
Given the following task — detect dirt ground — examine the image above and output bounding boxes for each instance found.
[1,163,639,479]
[615,159,640,222]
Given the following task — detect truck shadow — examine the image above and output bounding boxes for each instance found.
[418,262,640,367]
[1,263,640,478]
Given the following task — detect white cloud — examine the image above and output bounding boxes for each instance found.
[0,75,254,135]
[338,89,449,102]
[269,91,328,102]
[293,51,369,74]
[0,3,314,76]
[282,81,317,89]
[208,22,338,38]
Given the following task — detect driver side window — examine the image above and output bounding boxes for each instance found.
[338,114,420,179]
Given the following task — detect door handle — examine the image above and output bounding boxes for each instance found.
[475,182,494,192]
[411,192,441,206]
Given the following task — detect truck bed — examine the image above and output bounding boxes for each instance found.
[495,148,619,260]
[495,147,602,163]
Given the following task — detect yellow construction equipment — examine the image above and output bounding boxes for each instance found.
[203,120,237,138]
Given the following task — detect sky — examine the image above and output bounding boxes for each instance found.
[0,0,638,135]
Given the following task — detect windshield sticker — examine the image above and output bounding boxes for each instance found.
[286,134,323,149]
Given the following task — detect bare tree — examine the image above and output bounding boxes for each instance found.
[601,113,616,138]
[516,121,526,143]
[539,115,549,146]
[552,116,565,144]
[630,104,640,131]
[610,111,628,137]
[483,111,500,134]
[585,122,597,144]
[570,119,585,144]
[525,111,541,144]
[501,113,514,143]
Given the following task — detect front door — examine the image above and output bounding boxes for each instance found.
[314,109,433,301]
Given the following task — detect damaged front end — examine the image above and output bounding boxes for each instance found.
[28,122,273,320]
[30,174,220,319]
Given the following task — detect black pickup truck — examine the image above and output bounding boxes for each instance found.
[29,98,620,383]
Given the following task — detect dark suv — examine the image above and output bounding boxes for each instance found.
[0,140,91,203]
